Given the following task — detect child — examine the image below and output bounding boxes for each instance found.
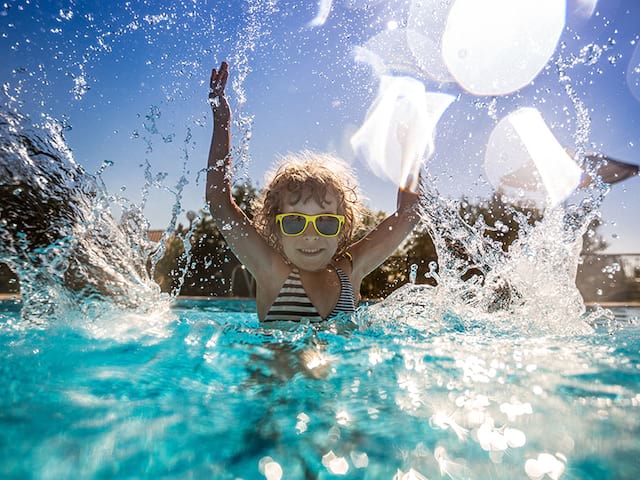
[206,61,421,323]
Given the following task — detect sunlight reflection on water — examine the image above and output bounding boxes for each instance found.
[1,301,639,478]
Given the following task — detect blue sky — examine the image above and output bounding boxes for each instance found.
[1,0,639,253]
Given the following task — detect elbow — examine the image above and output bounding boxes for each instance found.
[206,186,237,220]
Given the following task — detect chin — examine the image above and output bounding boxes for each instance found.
[295,259,328,272]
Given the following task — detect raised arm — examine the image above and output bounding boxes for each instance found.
[348,186,422,286]
[205,62,280,279]
[206,62,233,213]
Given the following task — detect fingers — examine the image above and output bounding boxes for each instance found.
[220,68,228,90]
[209,61,229,96]
[218,61,229,92]
[210,68,217,89]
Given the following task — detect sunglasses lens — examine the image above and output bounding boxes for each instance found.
[281,215,307,235]
[315,215,340,236]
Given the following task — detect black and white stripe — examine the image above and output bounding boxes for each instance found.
[263,267,355,323]
[332,268,355,314]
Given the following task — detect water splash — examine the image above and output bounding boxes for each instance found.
[0,105,171,331]
[365,176,597,336]
[0,0,627,340]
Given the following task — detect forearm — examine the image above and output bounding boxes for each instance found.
[350,191,422,280]
[377,201,420,253]
[397,186,420,219]
[206,119,233,213]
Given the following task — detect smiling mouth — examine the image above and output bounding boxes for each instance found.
[299,248,323,255]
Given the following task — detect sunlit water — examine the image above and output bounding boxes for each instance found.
[3,104,639,478]
[2,1,640,479]
[0,299,639,479]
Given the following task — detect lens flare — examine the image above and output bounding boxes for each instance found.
[434,446,469,478]
[322,451,349,474]
[569,0,599,19]
[355,28,435,81]
[351,76,454,191]
[344,0,387,9]
[407,0,455,83]
[259,457,284,480]
[524,453,566,480]
[626,40,640,104]
[484,108,583,207]
[308,0,333,27]
[393,468,428,480]
[442,0,566,95]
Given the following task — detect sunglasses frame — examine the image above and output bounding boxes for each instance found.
[275,213,345,238]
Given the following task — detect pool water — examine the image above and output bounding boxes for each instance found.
[1,298,638,479]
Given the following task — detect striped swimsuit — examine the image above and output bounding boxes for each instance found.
[263,267,356,323]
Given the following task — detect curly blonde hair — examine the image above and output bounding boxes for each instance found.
[253,151,366,254]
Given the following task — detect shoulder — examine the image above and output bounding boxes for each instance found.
[333,251,362,302]
[333,251,354,275]
[255,255,294,320]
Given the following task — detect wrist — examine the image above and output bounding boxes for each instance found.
[397,189,420,215]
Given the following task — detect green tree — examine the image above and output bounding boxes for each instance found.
[152,181,259,297]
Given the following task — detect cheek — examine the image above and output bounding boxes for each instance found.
[327,237,340,252]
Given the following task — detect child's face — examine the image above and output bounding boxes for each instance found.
[278,189,341,272]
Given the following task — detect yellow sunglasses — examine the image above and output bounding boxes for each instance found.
[275,213,345,237]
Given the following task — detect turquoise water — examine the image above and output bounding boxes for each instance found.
[2,2,640,478]
[1,298,638,479]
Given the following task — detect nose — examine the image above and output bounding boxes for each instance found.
[300,221,319,238]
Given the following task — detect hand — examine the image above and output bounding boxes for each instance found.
[209,61,231,124]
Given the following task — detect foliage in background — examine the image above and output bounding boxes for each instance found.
[1,183,638,301]
[153,181,258,297]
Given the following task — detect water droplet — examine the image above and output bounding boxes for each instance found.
[409,264,418,284]
[59,9,73,20]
